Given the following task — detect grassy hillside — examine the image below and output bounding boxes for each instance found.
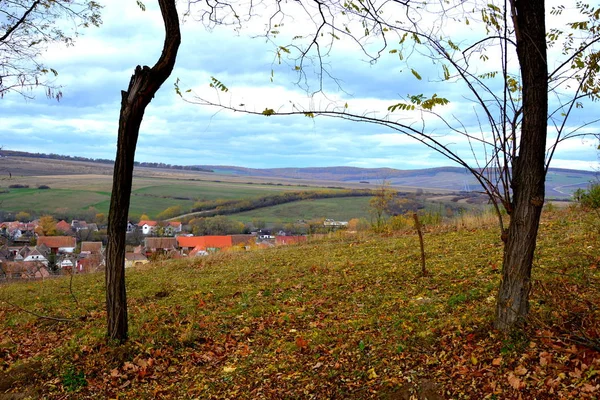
[1,208,599,398]
[0,175,333,219]
[228,196,373,223]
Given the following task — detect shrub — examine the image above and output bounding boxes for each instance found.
[574,183,600,210]
[38,185,51,189]
[8,184,29,189]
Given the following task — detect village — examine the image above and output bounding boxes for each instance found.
[0,218,349,282]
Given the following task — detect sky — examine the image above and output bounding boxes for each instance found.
[1,0,599,171]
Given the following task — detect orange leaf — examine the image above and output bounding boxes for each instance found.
[507,372,524,390]
[295,336,309,349]
[514,365,528,376]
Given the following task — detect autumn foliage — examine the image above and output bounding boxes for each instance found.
[0,207,599,398]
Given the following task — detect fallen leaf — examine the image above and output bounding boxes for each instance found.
[295,336,309,349]
[582,383,599,393]
[492,357,502,366]
[514,365,528,376]
[223,366,236,373]
[507,372,524,390]
[367,367,378,379]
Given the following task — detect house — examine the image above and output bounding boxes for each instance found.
[60,257,75,270]
[144,237,177,254]
[80,241,103,255]
[324,219,349,227]
[276,236,307,246]
[163,221,183,236]
[176,236,232,254]
[37,236,77,254]
[138,220,158,235]
[125,253,149,268]
[56,220,72,234]
[126,221,137,233]
[76,252,104,273]
[71,220,88,231]
[23,247,49,266]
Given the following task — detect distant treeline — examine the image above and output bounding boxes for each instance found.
[0,150,214,173]
[188,189,377,219]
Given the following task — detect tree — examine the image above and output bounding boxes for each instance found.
[156,205,182,221]
[15,211,31,221]
[369,182,396,231]
[95,213,107,225]
[36,215,57,236]
[0,0,102,98]
[105,0,180,343]
[187,1,600,330]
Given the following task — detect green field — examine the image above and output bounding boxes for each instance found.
[0,176,343,219]
[228,196,373,223]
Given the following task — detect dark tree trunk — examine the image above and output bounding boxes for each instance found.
[494,0,548,331]
[105,0,180,342]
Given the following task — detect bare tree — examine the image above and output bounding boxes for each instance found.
[105,0,180,343]
[0,0,102,98]
[185,0,600,330]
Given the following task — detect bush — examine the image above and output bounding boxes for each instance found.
[38,185,51,189]
[8,184,29,188]
[574,183,600,210]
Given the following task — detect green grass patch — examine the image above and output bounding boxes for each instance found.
[229,196,373,223]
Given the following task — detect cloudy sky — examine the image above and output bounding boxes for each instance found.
[1,0,599,171]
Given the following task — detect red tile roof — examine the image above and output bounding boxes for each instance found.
[138,220,158,227]
[177,236,232,249]
[81,242,103,253]
[37,236,76,249]
[56,220,72,232]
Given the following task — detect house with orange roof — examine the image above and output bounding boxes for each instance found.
[56,220,72,234]
[138,220,158,235]
[80,241,103,254]
[164,221,183,236]
[36,236,77,254]
[176,236,232,255]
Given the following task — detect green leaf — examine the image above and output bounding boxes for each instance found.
[411,69,422,80]
[262,108,275,116]
[209,76,229,92]
[387,103,415,112]
[136,0,146,11]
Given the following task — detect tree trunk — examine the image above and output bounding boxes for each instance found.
[494,0,548,331]
[105,0,180,342]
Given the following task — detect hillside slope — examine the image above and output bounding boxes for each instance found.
[1,208,599,398]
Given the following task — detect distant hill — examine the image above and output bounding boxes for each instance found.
[200,165,598,198]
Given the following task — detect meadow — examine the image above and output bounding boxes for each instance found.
[0,173,346,220]
[1,207,598,398]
